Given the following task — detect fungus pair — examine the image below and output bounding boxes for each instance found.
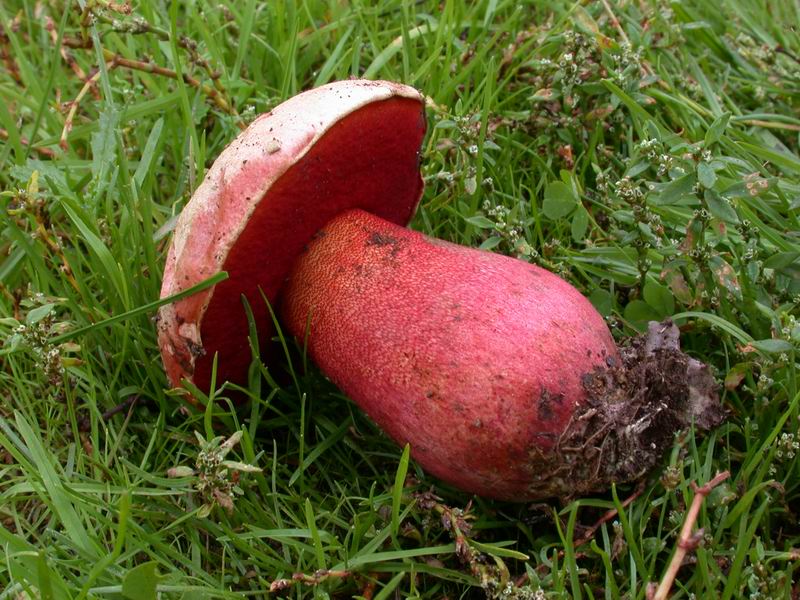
[158,81,723,501]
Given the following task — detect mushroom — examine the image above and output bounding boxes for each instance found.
[158,80,723,501]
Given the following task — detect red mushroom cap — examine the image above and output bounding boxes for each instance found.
[158,80,427,390]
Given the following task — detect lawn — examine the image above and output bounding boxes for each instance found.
[1,0,799,598]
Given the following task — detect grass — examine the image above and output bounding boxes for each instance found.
[1,0,799,597]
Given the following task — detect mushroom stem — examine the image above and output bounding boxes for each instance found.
[279,208,620,500]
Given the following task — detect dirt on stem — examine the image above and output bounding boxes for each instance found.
[527,319,726,499]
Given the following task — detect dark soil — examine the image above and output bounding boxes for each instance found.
[526,320,726,499]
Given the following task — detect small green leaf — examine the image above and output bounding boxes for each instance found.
[624,300,659,328]
[627,160,651,178]
[571,207,589,242]
[652,173,696,205]
[704,189,738,223]
[705,112,731,147]
[763,251,800,270]
[588,288,613,317]
[751,339,793,354]
[434,119,456,130]
[643,280,675,317]
[479,236,502,250]
[122,562,162,600]
[697,162,717,188]
[26,303,55,325]
[543,181,577,219]
[464,215,495,229]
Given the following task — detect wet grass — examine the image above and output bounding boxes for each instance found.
[1,0,799,598]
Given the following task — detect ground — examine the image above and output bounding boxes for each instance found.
[1,1,799,598]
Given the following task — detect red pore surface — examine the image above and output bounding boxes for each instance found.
[158,83,426,391]
[280,209,619,501]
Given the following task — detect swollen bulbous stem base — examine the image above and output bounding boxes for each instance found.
[538,320,726,499]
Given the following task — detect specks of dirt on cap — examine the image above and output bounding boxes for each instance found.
[265,139,281,154]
